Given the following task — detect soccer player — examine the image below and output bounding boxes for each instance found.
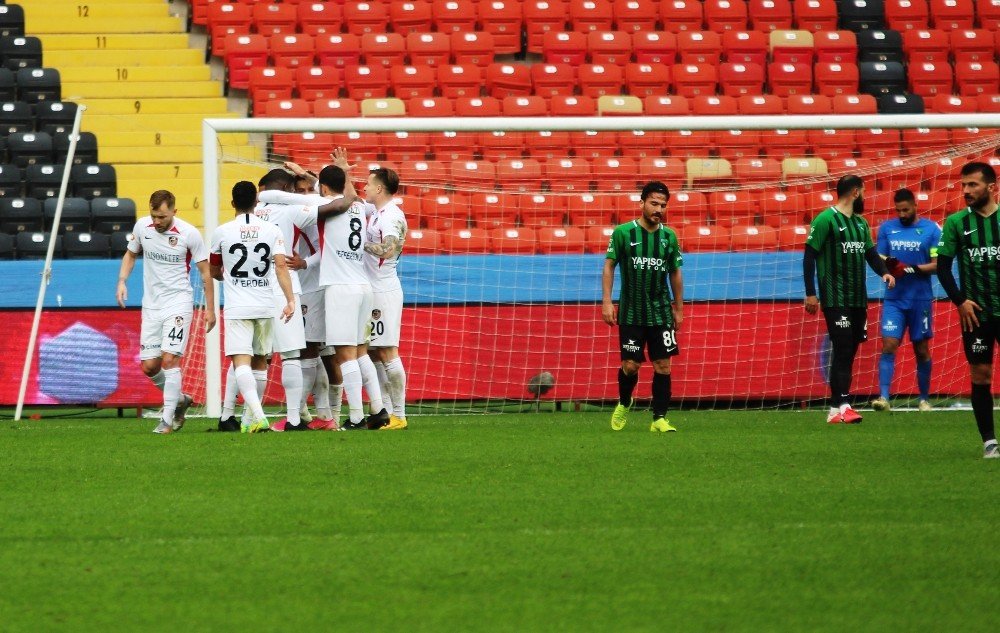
[116,190,216,434]
[210,181,295,434]
[804,174,895,424]
[602,181,683,433]
[872,188,940,412]
[936,161,1000,459]
[363,167,409,431]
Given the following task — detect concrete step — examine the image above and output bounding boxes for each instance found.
[60,66,211,83]
[78,98,230,116]
[44,49,205,67]
[63,81,222,99]
[38,33,189,50]
[28,16,183,35]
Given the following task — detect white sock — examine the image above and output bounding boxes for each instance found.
[300,357,318,409]
[235,365,266,421]
[384,357,407,419]
[221,364,238,419]
[282,358,303,424]
[148,369,166,391]
[374,359,393,414]
[357,354,384,413]
[313,362,332,419]
[162,367,181,422]
[340,360,364,423]
[330,383,343,421]
[253,369,268,400]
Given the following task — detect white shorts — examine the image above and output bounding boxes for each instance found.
[369,288,403,348]
[225,318,274,357]
[301,289,326,344]
[272,291,306,353]
[324,283,373,346]
[140,307,193,361]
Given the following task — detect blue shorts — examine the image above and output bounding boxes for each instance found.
[880,300,933,342]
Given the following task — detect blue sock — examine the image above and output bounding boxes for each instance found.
[916,358,932,400]
[878,353,895,401]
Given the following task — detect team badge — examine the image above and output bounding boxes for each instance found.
[168,236,178,247]
[175,316,184,326]
[126,233,134,242]
[372,309,382,319]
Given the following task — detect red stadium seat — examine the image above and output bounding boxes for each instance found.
[908,60,954,96]
[566,193,614,227]
[758,191,807,226]
[543,31,588,64]
[297,2,343,36]
[577,63,624,97]
[666,130,714,158]
[525,131,573,159]
[980,0,1000,30]
[737,94,784,114]
[390,1,434,35]
[531,63,577,96]
[472,192,520,228]
[670,191,711,224]
[479,0,524,54]
[813,30,857,62]
[571,130,618,159]
[614,0,659,32]
[632,31,678,64]
[454,96,502,116]
[588,30,633,65]
[856,128,903,159]
[929,0,974,31]
[502,94,548,116]
[786,93,833,113]
[437,64,483,98]
[407,32,451,67]
[408,96,455,117]
[585,225,616,252]
[814,62,860,96]
[625,63,671,96]
[405,159,450,187]
[343,1,390,36]
[451,160,498,187]
[671,63,718,96]
[406,229,442,253]
[420,192,471,224]
[719,62,765,96]
[391,65,437,99]
[793,0,837,31]
[644,94,691,115]
[442,228,490,253]
[497,159,544,192]
[617,129,668,159]
[806,191,836,212]
[545,157,592,191]
[955,61,1000,96]
[903,29,949,62]
[537,226,587,253]
[705,0,749,31]
[248,67,294,116]
[950,29,995,63]
[315,33,362,69]
[977,94,1000,112]
[253,2,297,36]
[270,34,315,70]
[831,93,877,114]
[224,34,269,91]
[826,157,874,179]
[677,30,723,64]
[361,33,406,68]
[433,0,478,33]
[265,99,312,118]
[277,131,337,165]
[749,0,793,31]
[208,2,252,58]
[312,98,360,117]
[592,156,639,190]
[716,129,762,160]
[928,93,978,112]
[525,0,570,54]
[569,0,615,32]
[722,30,769,65]
[808,128,857,158]
[639,156,687,182]
[709,190,759,226]
[486,63,533,98]
[343,65,389,99]
[776,224,809,250]
[681,224,731,251]
[491,227,538,254]
[760,129,809,158]
[479,130,524,159]
[549,94,598,115]
[691,94,738,115]
[659,0,704,32]
[734,157,782,183]
[731,224,778,250]
[451,31,495,66]
[296,66,340,102]
[768,62,812,96]
[381,131,430,161]
[885,0,930,31]
[521,194,569,226]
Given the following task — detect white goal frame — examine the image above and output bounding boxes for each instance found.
[201,113,1000,417]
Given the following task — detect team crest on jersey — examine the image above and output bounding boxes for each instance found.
[175,316,184,326]
[372,309,382,319]
[126,233,135,242]
[168,236,178,247]
[302,304,308,315]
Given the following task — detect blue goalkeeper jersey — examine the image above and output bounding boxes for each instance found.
[876,217,941,305]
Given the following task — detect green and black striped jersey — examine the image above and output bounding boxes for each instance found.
[937,207,1000,319]
[606,220,683,327]
[805,207,874,308]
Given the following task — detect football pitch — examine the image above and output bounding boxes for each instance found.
[1,409,996,632]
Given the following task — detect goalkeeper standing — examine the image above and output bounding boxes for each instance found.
[871,188,940,412]
[803,175,895,424]
[602,181,684,433]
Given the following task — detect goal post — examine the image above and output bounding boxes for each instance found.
[198,113,1000,417]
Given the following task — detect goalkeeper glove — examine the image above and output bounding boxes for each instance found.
[885,257,916,279]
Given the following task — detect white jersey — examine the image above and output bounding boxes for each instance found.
[210,212,286,319]
[253,199,317,294]
[363,200,407,293]
[295,222,322,294]
[126,216,207,312]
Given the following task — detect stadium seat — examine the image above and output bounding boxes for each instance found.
[525,0,570,54]
[885,0,930,31]
[0,196,41,232]
[7,131,52,167]
[391,65,437,100]
[659,0,704,32]
[731,224,778,250]
[15,231,60,259]
[390,1,434,35]
[928,93,977,112]
[312,98,360,117]
[614,0,658,32]
[857,29,904,63]
[208,2,253,58]
[0,232,13,258]
[859,61,907,95]
[588,30,633,65]
[343,1,390,35]
[704,0,749,31]
[525,130,573,159]
[26,164,62,199]
[71,164,116,200]
[406,32,450,67]
[758,191,807,226]
[543,31,588,64]
[344,65,390,99]
[770,29,814,64]
[667,130,714,158]
[838,0,887,30]
[776,224,809,249]
[955,61,1000,96]
[750,0,794,30]
[598,94,643,114]
[719,62,765,96]
[437,65,483,98]
[950,29,995,63]
[419,192,471,226]
[768,62,812,96]
[55,129,96,166]
[486,64,533,98]
[856,128,903,158]
[592,156,639,189]
[442,228,490,253]
[625,63,670,96]
[0,4,25,37]
[577,64,624,97]
[550,94,598,115]
[433,0,478,33]
[537,226,587,253]
[813,30,858,62]
[109,231,130,257]
[451,160,497,187]
[908,60,954,96]
[808,128,857,158]
[478,0,524,54]
[669,190,711,224]
[266,98,313,118]
[531,63,576,96]
[253,2,297,36]
[224,34,269,91]
[638,156,687,182]
[451,31,495,66]
[613,129,663,159]
[248,67,294,116]
[716,129,763,161]
[681,224,731,251]
[794,0,838,31]
[677,31,723,64]
[520,194,569,226]
[826,157,874,179]
[361,33,407,68]
[709,190,759,226]
[0,35,42,71]
[270,34,315,69]
[0,68,15,101]
[315,33,363,69]
[781,156,828,181]
[491,227,538,254]
[815,62,860,96]
[297,1,344,36]
[569,0,615,32]
[45,198,91,234]
[831,93,877,113]
[0,163,22,197]
[361,98,406,117]
[671,63,718,96]
[565,192,614,226]
[406,159,450,187]
[632,31,678,64]
[976,94,1000,112]
[737,94,784,114]
[929,0,974,31]
[761,130,809,159]
[721,30,769,65]
[902,28,949,61]
[404,228,442,253]
[472,191,520,228]
[16,68,59,103]
[644,94,691,114]
[980,0,1000,30]
[497,159,544,192]
[734,157,782,183]
[691,94,738,115]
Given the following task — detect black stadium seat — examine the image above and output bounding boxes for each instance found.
[0,4,25,37]
[35,101,77,134]
[110,230,130,257]
[71,163,116,199]
[0,231,14,258]
[44,197,90,233]
[856,29,903,63]
[878,92,925,114]
[0,100,34,134]
[63,231,109,259]
[17,67,60,103]
[91,197,136,233]
[859,61,906,95]
[837,0,885,31]
[0,68,15,101]
[54,131,98,165]
[0,163,22,197]
[25,163,64,199]
[15,231,60,259]
[7,131,53,167]
[0,36,42,70]
[0,196,41,232]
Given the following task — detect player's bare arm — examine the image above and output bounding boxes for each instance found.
[363,234,400,258]
[274,253,296,323]
[283,161,317,187]
[669,268,684,330]
[285,253,307,270]
[194,260,217,333]
[116,249,138,308]
[601,259,617,326]
[804,295,820,314]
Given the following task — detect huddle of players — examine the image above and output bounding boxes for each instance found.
[119,148,409,434]
[604,162,1000,459]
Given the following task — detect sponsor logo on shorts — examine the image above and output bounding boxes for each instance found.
[972,338,988,354]
[168,236,178,247]
[836,316,851,328]
[622,338,641,353]
[372,309,382,320]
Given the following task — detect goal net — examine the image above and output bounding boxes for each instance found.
[185,113,1000,418]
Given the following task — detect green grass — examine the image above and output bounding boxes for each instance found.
[0,409,996,632]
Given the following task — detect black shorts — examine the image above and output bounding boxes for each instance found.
[822,307,868,348]
[619,324,679,362]
[962,316,1000,365]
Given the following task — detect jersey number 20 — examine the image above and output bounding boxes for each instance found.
[229,243,271,278]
